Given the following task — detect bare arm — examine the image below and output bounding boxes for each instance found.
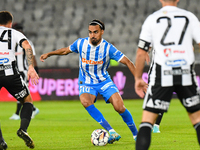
[40,47,72,62]
[22,40,39,85]
[145,47,152,65]
[32,55,39,73]
[135,48,147,80]
[134,48,148,98]
[33,55,37,67]
[22,40,34,67]
[119,56,136,76]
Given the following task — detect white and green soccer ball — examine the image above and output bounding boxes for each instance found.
[91,129,109,146]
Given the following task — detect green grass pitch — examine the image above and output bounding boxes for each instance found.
[0,99,199,150]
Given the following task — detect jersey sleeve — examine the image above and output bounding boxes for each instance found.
[12,29,27,47]
[69,39,80,53]
[109,44,124,62]
[139,15,152,43]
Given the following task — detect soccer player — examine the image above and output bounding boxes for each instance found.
[0,11,39,149]
[134,0,200,149]
[9,23,40,120]
[40,19,141,144]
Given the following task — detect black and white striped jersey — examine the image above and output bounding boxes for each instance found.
[0,26,27,76]
[15,39,36,83]
[139,6,200,87]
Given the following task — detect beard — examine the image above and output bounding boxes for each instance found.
[91,38,100,46]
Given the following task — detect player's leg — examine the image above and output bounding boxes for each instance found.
[0,85,7,149]
[136,111,158,150]
[17,94,34,148]
[20,71,39,119]
[17,94,34,149]
[0,127,7,150]
[16,101,22,115]
[97,80,123,143]
[175,84,200,146]
[136,85,173,150]
[9,101,22,120]
[6,74,34,149]
[188,110,200,145]
[19,95,33,133]
[153,112,163,133]
[109,92,138,140]
[80,91,113,133]
[31,105,39,119]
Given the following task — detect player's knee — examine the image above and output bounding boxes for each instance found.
[114,105,126,114]
[23,95,33,103]
[81,100,94,108]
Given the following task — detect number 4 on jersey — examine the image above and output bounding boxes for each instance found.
[0,30,11,49]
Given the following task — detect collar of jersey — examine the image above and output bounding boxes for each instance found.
[162,6,177,10]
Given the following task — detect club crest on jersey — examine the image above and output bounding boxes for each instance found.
[163,11,168,14]
[99,53,103,59]
[0,58,9,64]
[164,48,171,57]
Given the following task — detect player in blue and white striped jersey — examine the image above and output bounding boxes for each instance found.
[40,19,143,144]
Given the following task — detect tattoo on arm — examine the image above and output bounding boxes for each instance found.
[25,48,33,67]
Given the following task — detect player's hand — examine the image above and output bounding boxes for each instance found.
[40,53,49,62]
[27,66,39,85]
[135,78,148,98]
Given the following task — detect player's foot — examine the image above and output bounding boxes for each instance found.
[17,129,34,149]
[108,131,121,144]
[31,108,39,119]
[153,125,160,133]
[9,114,20,120]
[0,140,7,150]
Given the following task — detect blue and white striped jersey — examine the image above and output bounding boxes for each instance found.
[70,37,124,85]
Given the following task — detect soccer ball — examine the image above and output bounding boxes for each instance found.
[91,129,109,146]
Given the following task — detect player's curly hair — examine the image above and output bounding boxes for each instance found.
[0,11,13,25]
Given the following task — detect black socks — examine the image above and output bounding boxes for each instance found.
[16,102,22,115]
[155,113,163,125]
[194,122,200,145]
[0,128,4,142]
[20,103,33,132]
[136,122,153,150]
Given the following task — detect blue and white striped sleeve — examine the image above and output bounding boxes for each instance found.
[109,44,124,62]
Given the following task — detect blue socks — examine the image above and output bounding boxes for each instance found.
[120,109,138,136]
[86,104,112,131]
[86,105,138,136]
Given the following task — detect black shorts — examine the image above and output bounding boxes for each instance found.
[0,74,30,101]
[19,71,29,85]
[143,84,200,113]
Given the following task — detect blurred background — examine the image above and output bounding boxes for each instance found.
[1,0,200,68]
